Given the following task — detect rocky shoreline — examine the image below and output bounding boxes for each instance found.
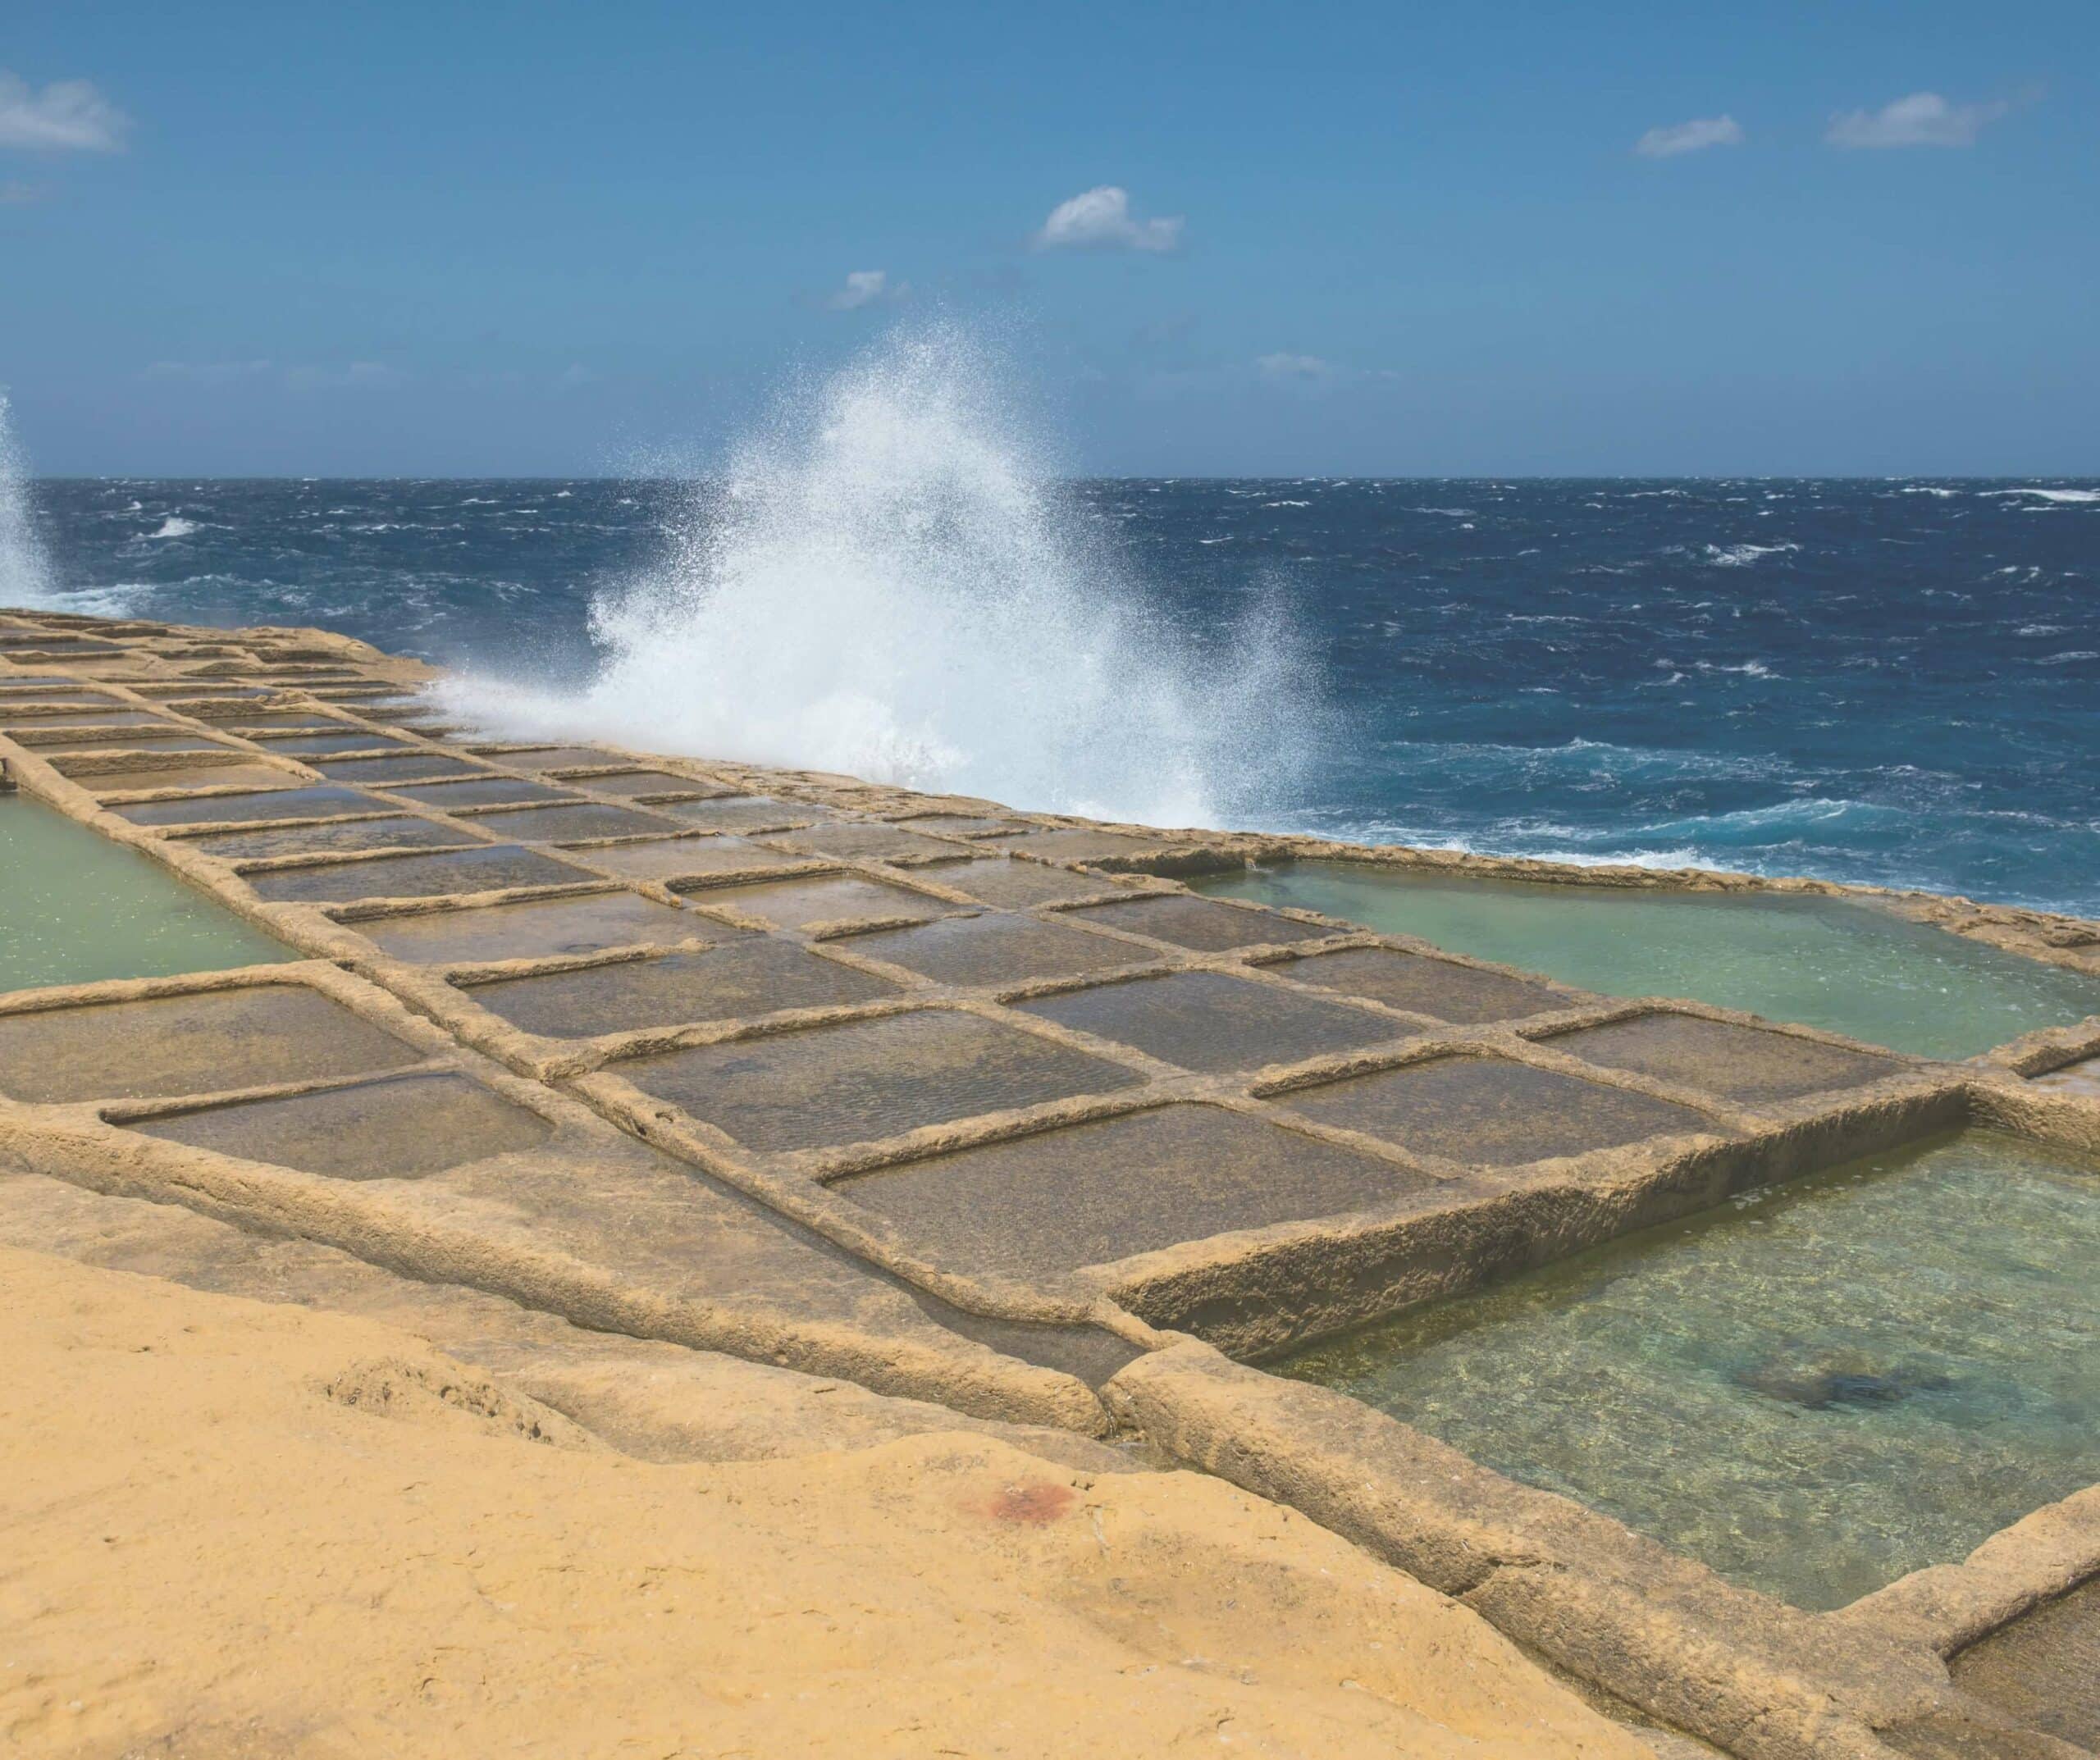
[3,609,2097,1758]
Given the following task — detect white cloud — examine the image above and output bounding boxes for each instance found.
[1255,353,1332,383]
[0,179,45,204]
[0,72,130,153]
[143,359,407,392]
[282,361,407,392]
[1825,92,2007,148]
[556,362,600,388]
[1635,115,1745,158]
[1033,186,1184,253]
[143,359,275,385]
[825,269,904,310]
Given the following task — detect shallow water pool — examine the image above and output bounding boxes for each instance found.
[1281,1130,2100,1611]
[0,791,289,992]
[1193,863,2100,1058]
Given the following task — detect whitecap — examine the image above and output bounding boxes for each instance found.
[1701,542,1800,568]
[1985,487,2100,505]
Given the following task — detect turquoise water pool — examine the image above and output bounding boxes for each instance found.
[1194,863,2100,1058]
[1282,1130,2100,1611]
[0,791,289,992]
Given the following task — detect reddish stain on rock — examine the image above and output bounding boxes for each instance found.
[987,1482,1076,1525]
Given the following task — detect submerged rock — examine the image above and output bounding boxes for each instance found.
[1734,1349,1954,1411]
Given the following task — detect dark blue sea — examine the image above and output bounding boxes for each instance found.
[18,476,2100,916]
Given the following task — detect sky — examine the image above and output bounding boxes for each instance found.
[2,1,2093,476]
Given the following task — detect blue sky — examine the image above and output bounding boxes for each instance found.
[2,1,2092,476]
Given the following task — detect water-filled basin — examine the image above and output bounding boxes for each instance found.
[1281,1130,2100,1611]
[1194,862,2100,1059]
[0,791,288,991]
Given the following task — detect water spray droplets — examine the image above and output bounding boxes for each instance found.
[0,392,56,609]
[443,328,1323,825]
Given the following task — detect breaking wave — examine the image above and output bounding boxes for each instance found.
[441,326,1326,824]
[0,392,55,609]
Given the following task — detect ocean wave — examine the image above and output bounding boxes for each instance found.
[1632,797,1898,838]
[1376,736,1792,786]
[146,517,199,540]
[28,581,158,617]
[1986,487,2100,505]
[440,326,1328,826]
[1701,542,1800,568]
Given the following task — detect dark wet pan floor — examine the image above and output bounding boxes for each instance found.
[840,911,1158,990]
[111,786,383,828]
[839,1103,1436,1279]
[1278,946,1580,1024]
[1543,1013,1907,1106]
[186,816,491,861]
[682,873,955,931]
[1279,1055,1724,1166]
[463,940,902,1038]
[615,1008,1145,1152]
[244,844,590,904]
[1067,894,1329,953]
[351,890,709,964]
[0,983,422,1104]
[1015,969,1400,1074]
[129,1070,554,1180]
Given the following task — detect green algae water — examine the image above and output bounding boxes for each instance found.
[1193,863,2100,1059]
[0,792,288,991]
[1282,1131,2100,1612]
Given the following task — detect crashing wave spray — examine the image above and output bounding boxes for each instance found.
[0,392,56,610]
[442,326,1323,825]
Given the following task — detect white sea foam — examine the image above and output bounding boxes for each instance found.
[1986,487,2100,505]
[0,392,56,609]
[145,515,198,540]
[441,326,1326,825]
[44,581,154,618]
[1701,542,1800,568]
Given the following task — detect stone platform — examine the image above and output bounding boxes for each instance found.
[5,609,2100,1759]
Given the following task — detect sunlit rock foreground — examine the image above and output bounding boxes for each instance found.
[4,610,2098,1758]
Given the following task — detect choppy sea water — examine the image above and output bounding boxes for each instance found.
[16,475,2100,914]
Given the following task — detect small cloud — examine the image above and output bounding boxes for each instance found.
[556,362,600,388]
[0,179,45,204]
[282,361,407,392]
[1132,312,1198,351]
[1635,115,1745,158]
[142,359,275,385]
[825,268,905,310]
[1033,185,1184,253]
[0,71,130,153]
[1255,352,1332,383]
[1825,91,2008,148]
[143,358,408,393]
